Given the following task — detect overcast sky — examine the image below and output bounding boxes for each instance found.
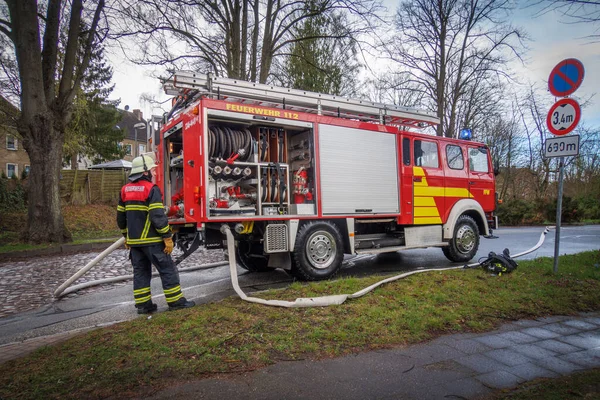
[107,3,600,129]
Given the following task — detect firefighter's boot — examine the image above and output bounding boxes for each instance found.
[136,301,158,315]
[168,297,195,311]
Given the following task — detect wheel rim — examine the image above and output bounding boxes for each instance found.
[305,231,337,269]
[456,224,476,254]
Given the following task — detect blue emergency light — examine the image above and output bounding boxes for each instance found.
[459,128,472,140]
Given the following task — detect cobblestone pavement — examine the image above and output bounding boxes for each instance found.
[0,247,226,319]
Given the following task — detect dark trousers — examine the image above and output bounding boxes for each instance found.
[130,244,183,305]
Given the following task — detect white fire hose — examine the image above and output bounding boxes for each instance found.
[54,226,552,306]
[53,238,227,298]
[220,225,553,308]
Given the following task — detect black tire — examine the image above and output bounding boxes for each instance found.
[442,215,480,262]
[235,240,272,272]
[291,221,344,281]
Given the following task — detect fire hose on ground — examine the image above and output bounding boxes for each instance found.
[54,226,553,306]
[219,225,553,308]
[53,237,228,298]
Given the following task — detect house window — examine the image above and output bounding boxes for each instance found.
[6,135,17,150]
[6,163,18,178]
[138,144,146,155]
[446,145,464,170]
[24,165,30,177]
[124,143,132,155]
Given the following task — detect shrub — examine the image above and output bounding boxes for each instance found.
[0,177,27,212]
[544,196,583,223]
[575,195,600,221]
[496,199,544,226]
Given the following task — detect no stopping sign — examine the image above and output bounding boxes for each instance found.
[548,58,585,97]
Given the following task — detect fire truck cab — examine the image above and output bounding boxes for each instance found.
[155,73,497,280]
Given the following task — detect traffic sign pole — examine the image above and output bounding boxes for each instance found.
[553,157,565,274]
[546,58,585,274]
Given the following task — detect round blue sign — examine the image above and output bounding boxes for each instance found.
[548,58,585,97]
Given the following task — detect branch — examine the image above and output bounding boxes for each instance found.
[41,0,61,104]
[58,0,83,99]
[69,0,105,104]
[0,24,11,39]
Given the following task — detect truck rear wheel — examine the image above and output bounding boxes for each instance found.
[236,240,271,272]
[291,221,344,281]
[442,215,479,262]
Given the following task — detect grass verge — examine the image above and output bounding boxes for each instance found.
[489,368,600,399]
[1,250,599,399]
[0,205,120,253]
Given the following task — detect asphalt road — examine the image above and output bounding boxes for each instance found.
[1,225,599,346]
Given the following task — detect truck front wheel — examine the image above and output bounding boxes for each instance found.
[442,215,479,262]
[236,240,271,272]
[291,221,344,281]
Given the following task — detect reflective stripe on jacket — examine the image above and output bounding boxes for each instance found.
[117,178,171,247]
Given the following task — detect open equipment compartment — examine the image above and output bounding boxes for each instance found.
[162,122,186,221]
[205,110,317,218]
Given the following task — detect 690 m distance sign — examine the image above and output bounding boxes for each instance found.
[544,135,580,158]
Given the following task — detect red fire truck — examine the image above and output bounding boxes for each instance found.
[154,72,498,280]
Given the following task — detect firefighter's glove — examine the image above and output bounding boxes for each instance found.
[163,237,174,255]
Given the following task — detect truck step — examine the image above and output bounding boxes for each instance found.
[355,243,448,254]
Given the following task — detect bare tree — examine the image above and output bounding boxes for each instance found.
[477,97,524,200]
[365,70,427,109]
[518,85,557,200]
[532,0,600,41]
[111,0,383,83]
[1,0,106,243]
[388,0,525,137]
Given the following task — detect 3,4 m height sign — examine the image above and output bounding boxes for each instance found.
[546,98,581,136]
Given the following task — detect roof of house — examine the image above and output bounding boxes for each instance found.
[116,110,146,141]
[89,159,132,169]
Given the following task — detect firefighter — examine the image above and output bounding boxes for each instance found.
[117,154,195,314]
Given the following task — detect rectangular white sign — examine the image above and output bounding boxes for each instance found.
[544,135,580,158]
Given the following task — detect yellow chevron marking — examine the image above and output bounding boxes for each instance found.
[412,166,475,225]
[414,216,442,224]
[414,186,445,197]
[445,187,471,197]
[414,207,440,217]
[413,167,425,177]
[414,197,436,207]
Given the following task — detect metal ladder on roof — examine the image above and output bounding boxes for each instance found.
[161,72,439,128]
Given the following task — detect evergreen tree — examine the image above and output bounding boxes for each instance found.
[63,36,125,168]
[277,2,361,96]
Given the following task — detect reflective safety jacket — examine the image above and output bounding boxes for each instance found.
[117,178,171,247]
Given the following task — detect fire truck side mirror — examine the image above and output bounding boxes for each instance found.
[493,161,500,176]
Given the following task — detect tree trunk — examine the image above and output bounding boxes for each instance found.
[21,117,71,243]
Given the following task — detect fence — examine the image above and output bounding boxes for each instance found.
[60,169,129,205]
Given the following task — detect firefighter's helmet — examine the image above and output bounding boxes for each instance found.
[129,154,157,180]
